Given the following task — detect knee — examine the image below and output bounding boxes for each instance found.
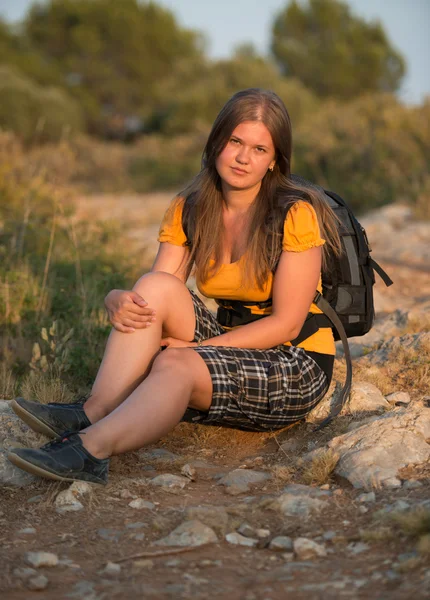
[133,271,181,295]
[152,347,194,375]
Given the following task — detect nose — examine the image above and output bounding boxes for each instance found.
[235,146,249,165]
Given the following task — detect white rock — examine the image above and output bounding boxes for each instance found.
[225,532,258,547]
[385,391,411,405]
[27,575,49,590]
[100,562,121,576]
[184,506,229,537]
[13,567,37,579]
[347,542,370,555]
[270,492,327,518]
[55,489,84,513]
[293,538,327,560]
[328,404,430,490]
[358,492,376,503]
[155,520,218,547]
[18,527,36,535]
[68,481,93,496]
[181,463,197,480]
[150,474,190,489]
[256,528,271,539]
[128,498,155,510]
[25,551,59,568]
[217,469,271,491]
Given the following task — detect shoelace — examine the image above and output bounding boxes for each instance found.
[41,431,78,450]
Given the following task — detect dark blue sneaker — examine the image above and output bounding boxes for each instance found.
[11,397,91,438]
[7,432,109,485]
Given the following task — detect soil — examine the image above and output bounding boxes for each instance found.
[1,196,429,599]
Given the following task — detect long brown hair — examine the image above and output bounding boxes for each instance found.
[175,88,341,288]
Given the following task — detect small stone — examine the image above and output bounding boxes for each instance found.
[322,531,337,541]
[224,484,249,496]
[282,552,294,562]
[181,463,197,481]
[55,489,84,514]
[333,489,343,496]
[18,527,36,535]
[27,575,49,590]
[125,522,146,530]
[403,479,423,489]
[218,469,271,491]
[97,528,122,541]
[100,562,121,576]
[347,542,370,555]
[293,538,327,560]
[225,532,258,547]
[320,484,330,490]
[25,551,59,568]
[128,498,155,510]
[68,481,93,496]
[120,489,136,499]
[155,520,218,547]
[358,506,368,514]
[256,528,271,539]
[385,392,411,406]
[150,474,190,489]
[237,523,256,538]
[269,536,293,552]
[358,492,375,503]
[27,495,43,503]
[13,567,37,579]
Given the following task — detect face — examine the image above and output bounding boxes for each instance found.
[215,121,276,192]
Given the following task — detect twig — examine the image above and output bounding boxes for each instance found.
[115,542,213,564]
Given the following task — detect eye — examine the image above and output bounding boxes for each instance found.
[256,147,266,153]
[230,138,240,144]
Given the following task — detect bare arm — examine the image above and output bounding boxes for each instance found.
[199,246,322,349]
[150,242,191,282]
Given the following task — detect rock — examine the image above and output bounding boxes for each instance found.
[322,531,337,541]
[25,551,59,568]
[358,332,430,366]
[237,523,256,538]
[269,536,293,552]
[97,528,123,541]
[256,528,271,539]
[184,506,229,537]
[181,463,196,481]
[100,562,121,576]
[359,506,368,514]
[18,527,36,535]
[133,559,154,570]
[307,380,389,424]
[128,498,155,510]
[268,484,328,518]
[13,567,37,579]
[140,448,179,463]
[386,392,411,406]
[155,520,218,547]
[55,490,84,514]
[347,542,370,555]
[150,474,190,489]
[223,483,249,496]
[328,404,430,490]
[217,469,271,492]
[293,538,327,560]
[0,449,35,487]
[27,575,49,590]
[358,492,376,503]
[225,532,258,547]
[403,479,423,489]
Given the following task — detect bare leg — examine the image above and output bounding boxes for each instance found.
[84,272,197,423]
[80,347,213,459]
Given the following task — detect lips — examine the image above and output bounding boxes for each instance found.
[231,167,248,175]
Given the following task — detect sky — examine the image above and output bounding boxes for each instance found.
[1,0,429,104]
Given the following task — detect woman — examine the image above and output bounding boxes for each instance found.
[8,88,341,485]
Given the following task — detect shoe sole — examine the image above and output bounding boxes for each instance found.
[7,452,106,485]
[11,399,59,439]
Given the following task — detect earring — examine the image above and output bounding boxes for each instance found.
[269,165,274,172]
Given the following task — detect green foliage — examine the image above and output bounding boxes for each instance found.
[23,0,204,133]
[293,94,430,213]
[0,65,83,143]
[271,0,406,99]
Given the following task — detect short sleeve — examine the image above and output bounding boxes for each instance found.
[282,201,326,252]
[157,196,188,246]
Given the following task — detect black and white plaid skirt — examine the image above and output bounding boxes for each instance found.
[181,290,330,432]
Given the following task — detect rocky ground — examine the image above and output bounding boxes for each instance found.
[0,201,429,599]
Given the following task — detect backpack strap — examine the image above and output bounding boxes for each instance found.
[312,291,352,430]
[369,258,394,287]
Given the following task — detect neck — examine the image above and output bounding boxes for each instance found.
[221,181,261,213]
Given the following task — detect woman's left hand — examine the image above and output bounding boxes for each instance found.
[161,337,197,348]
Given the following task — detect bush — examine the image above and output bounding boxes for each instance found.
[0,66,83,144]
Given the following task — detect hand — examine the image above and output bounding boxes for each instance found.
[161,337,197,348]
[104,289,156,333]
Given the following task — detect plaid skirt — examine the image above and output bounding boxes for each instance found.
[181,290,330,432]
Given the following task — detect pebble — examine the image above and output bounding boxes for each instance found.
[347,542,370,555]
[25,551,59,568]
[150,474,190,489]
[282,552,295,562]
[155,520,218,547]
[293,538,327,560]
[320,484,330,490]
[322,531,337,541]
[403,479,423,489]
[269,536,293,552]
[256,528,271,539]
[126,522,146,530]
[128,498,155,510]
[181,463,197,480]
[100,562,121,576]
[27,575,49,590]
[237,523,256,538]
[97,528,122,541]
[27,495,43,504]
[218,469,271,491]
[133,559,154,570]
[225,532,258,547]
[359,506,369,514]
[358,492,376,503]
[18,527,36,535]
[13,567,37,579]
[385,391,411,405]
[55,490,84,514]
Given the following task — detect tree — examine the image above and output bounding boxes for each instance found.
[271,0,406,100]
[24,0,204,133]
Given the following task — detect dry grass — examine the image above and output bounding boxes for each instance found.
[300,449,339,486]
[0,363,17,399]
[270,465,295,485]
[390,507,430,538]
[360,526,396,543]
[20,369,74,405]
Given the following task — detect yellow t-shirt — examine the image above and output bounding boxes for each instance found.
[158,197,335,355]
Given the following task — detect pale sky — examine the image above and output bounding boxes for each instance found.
[1,0,429,104]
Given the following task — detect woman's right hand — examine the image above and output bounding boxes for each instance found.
[104,289,156,333]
